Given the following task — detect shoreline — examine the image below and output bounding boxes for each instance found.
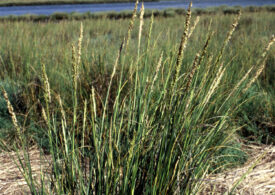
[0,5,274,22]
[0,0,158,7]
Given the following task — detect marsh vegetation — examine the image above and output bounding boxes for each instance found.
[0,2,274,194]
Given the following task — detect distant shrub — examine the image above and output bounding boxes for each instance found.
[163,9,176,17]
[174,8,187,15]
[265,5,275,12]
[50,12,69,20]
[246,6,261,12]
[223,8,240,15]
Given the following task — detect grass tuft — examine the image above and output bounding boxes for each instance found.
[0,3,274,194]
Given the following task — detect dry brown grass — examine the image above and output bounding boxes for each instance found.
[0,146,51,195]
[201,144,275,194]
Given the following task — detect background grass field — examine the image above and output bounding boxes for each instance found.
[0,4,274,194]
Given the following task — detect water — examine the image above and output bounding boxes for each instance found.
[0,0,274,16]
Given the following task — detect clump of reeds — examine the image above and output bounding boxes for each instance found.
[2,2,274,195]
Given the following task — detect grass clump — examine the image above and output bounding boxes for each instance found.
[0,1,274,194]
